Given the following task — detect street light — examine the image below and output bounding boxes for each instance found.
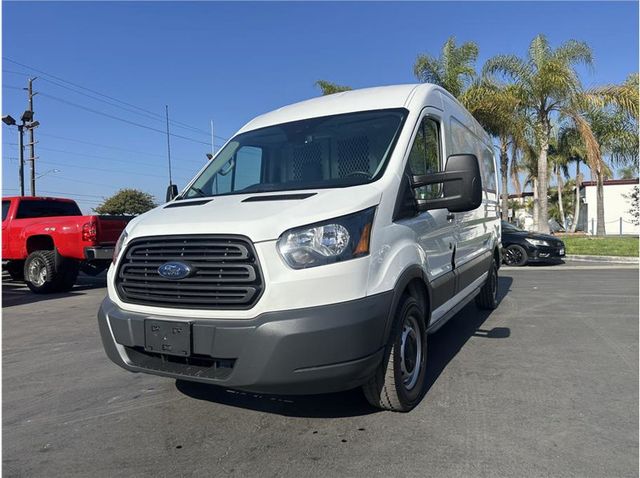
[2,111,39,196]
[36,168,60,179]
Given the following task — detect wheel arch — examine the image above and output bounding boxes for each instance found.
[26,235,55,254]
[382,265,432,344]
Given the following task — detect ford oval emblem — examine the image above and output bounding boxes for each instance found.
[157,261,192,280]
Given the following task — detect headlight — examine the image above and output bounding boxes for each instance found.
[112,230,129,264]
[525,238,549,247]
[277,207,376,269]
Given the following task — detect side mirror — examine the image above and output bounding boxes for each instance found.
[411,154,482,213]
[166,184,179,202]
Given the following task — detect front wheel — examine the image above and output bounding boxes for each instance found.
[363,294,428,412]
[476,258,499,310]
[503,244,528,266]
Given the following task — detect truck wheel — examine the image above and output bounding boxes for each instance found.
[363,294,428,412]
[23,251,78,293]
[6,261,25,281]
[57,260,80,292]
[476,259,499,310]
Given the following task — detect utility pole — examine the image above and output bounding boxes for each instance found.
[27,77,38,196]
[18,124,25,196]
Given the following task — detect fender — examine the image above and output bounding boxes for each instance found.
[382,265,432,344]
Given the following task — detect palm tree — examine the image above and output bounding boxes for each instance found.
[549,138,571,228]
[462,80,527,218]
[586,107,637,234]
[414,36,479,98]
[483,35,595,233]
[315,80,352,96]
[555,127,587,232]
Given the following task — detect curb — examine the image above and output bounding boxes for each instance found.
[566,254,639,264]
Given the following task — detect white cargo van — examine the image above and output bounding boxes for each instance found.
[98,84,501,411]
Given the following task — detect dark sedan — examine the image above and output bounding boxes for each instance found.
[501,221,566,266]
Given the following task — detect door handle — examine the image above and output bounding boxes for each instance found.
[446,213,455,222]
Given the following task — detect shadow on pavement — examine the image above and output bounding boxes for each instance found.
[526,260,565,267]
[176,276,513,418]
[2,273,107,308]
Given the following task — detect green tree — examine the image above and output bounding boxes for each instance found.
[624,185,640,226]
[414,36,479,98]
[483,35,596,233]
[94,188,156,215]
[619,166,637,179]
[315,80,352,96]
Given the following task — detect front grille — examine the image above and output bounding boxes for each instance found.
[116,235,263,309]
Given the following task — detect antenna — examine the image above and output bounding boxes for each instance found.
[165,105,173,186]
[210,119,215,155]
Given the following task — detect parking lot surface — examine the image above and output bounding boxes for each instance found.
[2,263,638,477]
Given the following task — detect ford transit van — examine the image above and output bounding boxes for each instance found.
[98,84,501,411]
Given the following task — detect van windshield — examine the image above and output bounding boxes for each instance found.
[181,109,407,199]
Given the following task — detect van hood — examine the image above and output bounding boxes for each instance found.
[126,186,383,243]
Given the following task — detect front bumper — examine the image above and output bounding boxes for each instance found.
[527,244,565,262]
[98,292,393,395]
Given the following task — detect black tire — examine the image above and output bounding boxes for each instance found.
[503,244,528,266]
[363,295,428,412]
[476,259,499,310]
[23,251,79,293]
[57,260,80,292]
[6,261,25,281]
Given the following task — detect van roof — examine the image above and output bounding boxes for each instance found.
[236,83,492,147]
[237,84,429,134]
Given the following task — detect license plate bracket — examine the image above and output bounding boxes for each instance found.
[144,320,191,357]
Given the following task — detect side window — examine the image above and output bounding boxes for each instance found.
[408,117,441,200]
[2,200,10,221]
[233,146,263,191]
[481,147,497,192]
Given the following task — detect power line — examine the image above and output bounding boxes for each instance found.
[35,157,173,179]
[4,141,203,171]
[3,57,229,141]
[38,76,219,138]
[33,145,201,172]
[36,133,223,161]
[38,91,213,146]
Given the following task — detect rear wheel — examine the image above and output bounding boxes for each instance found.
[503,244,528,266]
[363,294,428,412]
[24,251,79,293]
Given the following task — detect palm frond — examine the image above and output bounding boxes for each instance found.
[482,54,530,84]
[562,107,604,176]
[314,80,352,96]
[528,34,551,70]
[553,39,593,69]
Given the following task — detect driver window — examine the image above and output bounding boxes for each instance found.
[408,117,441,200]
[233,146,263,191]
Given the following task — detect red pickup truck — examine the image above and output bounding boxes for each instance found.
[2,196,130,293]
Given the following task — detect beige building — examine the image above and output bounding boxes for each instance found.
[579,178,639,235]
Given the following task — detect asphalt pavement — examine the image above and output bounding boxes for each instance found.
[2,262,638,477]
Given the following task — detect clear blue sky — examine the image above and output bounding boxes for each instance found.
[2,1,638,212]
